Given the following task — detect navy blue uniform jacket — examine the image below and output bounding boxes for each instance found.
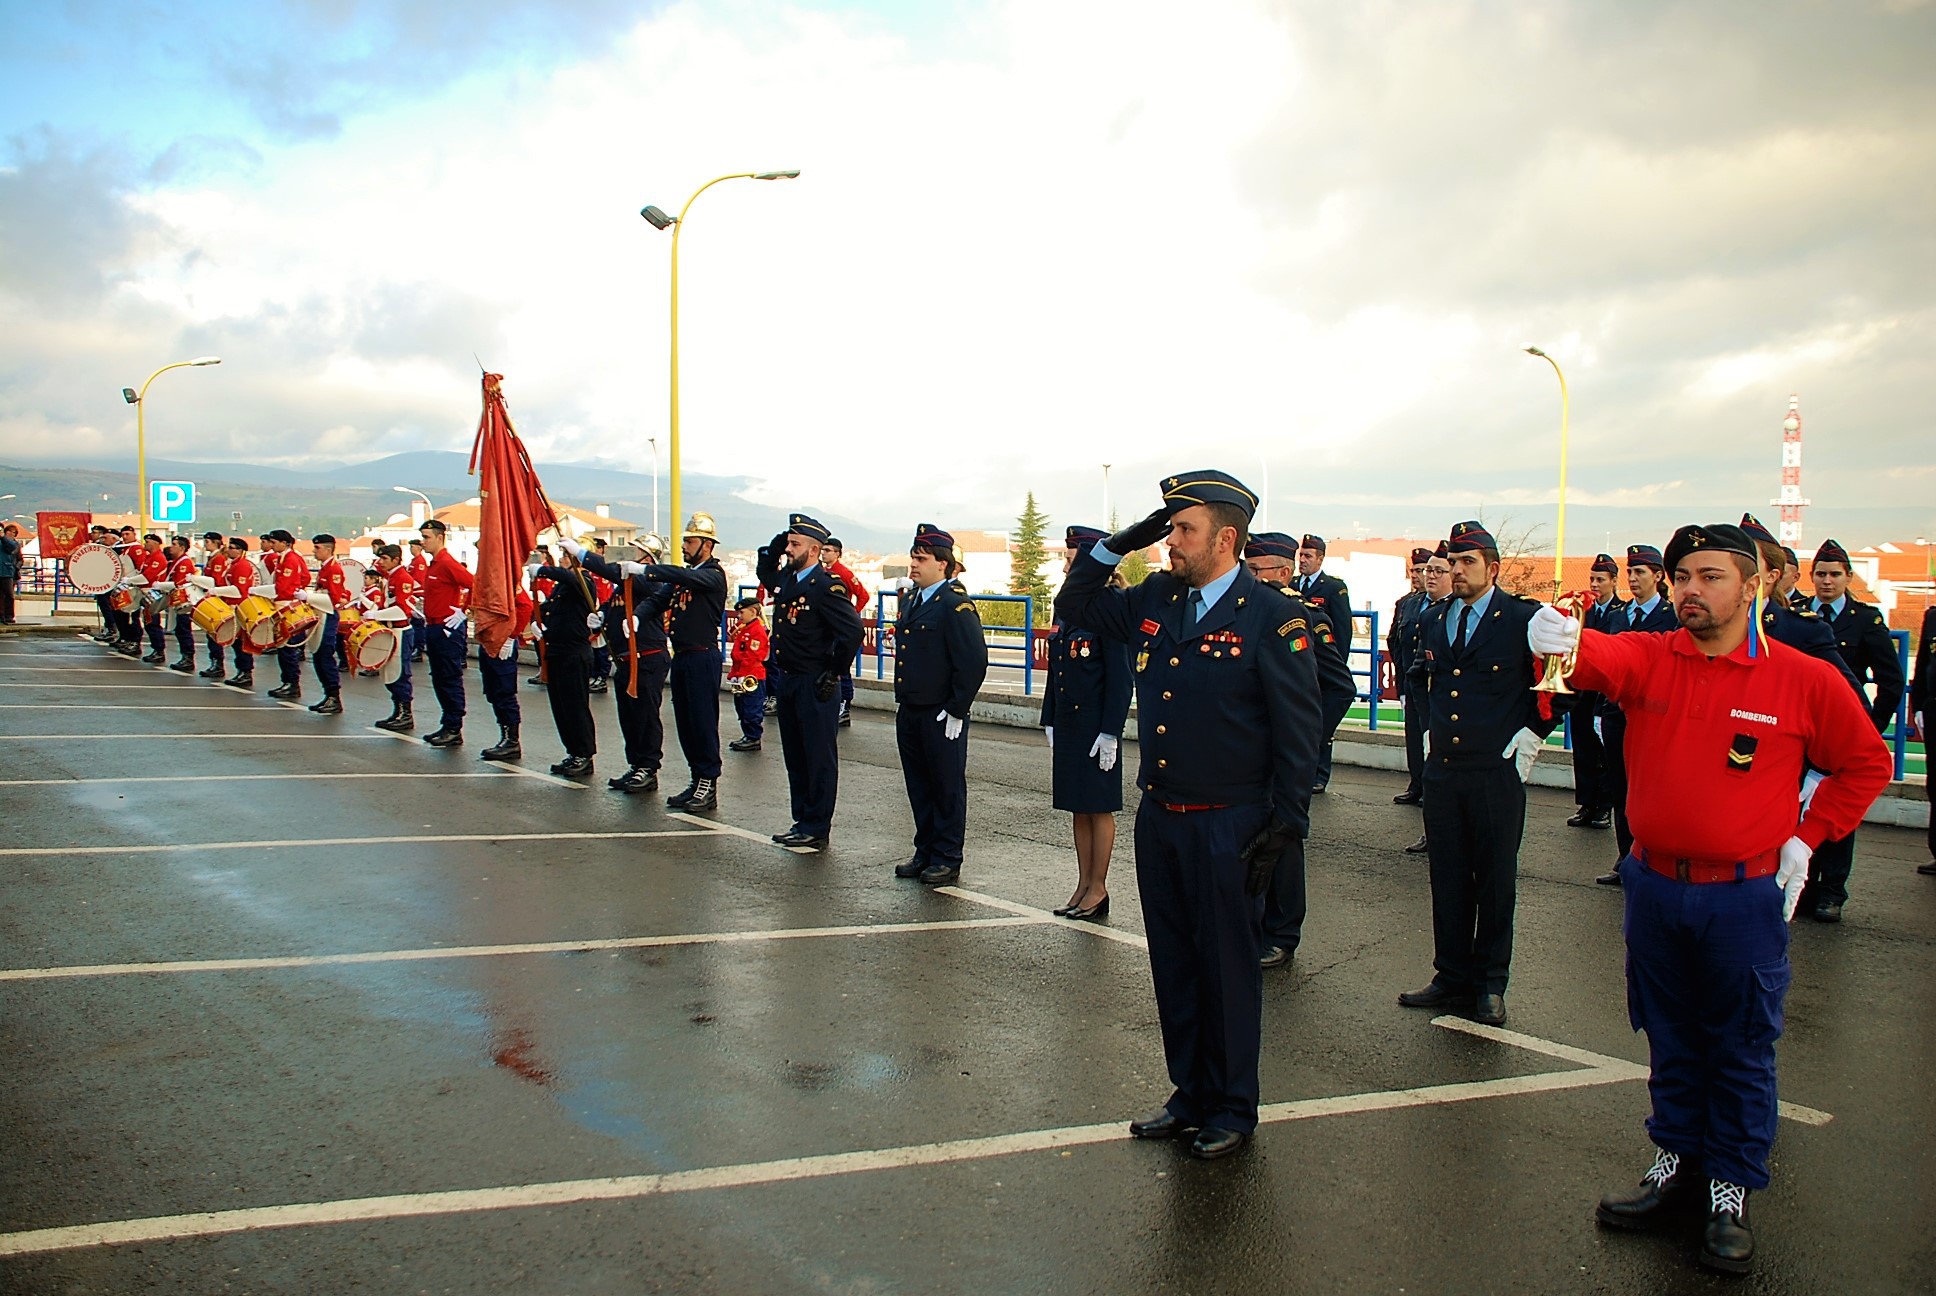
[894,580,989,717]
[633,557,727,651]
[1819,596,1905,732]
[1056,555,1322,837]
[1407,589,1561,770]
[574,553,672,657]
[755,547,865,677]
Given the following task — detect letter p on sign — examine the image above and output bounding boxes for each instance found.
[151,480,196,525]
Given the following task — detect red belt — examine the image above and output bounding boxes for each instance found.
[1635,845,1780,885]
[1158,801,1230,814]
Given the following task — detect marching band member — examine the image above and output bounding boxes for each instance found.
[407,538,430,661]
[374,545,419,732]
[727,598,770,752]
[304,534,352,715]
[262,529,308,700]
[160,535,198,673]
[418,520,473,748]
[136,533,169,663]
[221,538,258,690]
[197,532,230,678]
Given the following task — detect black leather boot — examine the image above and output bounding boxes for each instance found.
[683,778,718,812]
[1700,1181,1754,1274]
[481,725,521,761]
[309,694,342,715]
[374,702,414,732]
[1596,1148,1693,1230]
[666,781,698,809]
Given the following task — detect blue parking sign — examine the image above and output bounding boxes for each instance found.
[151,480,197,525]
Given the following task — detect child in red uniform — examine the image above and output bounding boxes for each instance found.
[728,597,770,750]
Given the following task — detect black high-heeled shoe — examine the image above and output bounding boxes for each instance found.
[1066,895,1110,922]
[1052,897,1083,917]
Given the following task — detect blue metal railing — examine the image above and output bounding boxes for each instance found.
[1349,609,1381,731]
[868,589,1036,696]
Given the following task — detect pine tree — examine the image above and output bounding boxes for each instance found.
[1010,492,1052,607]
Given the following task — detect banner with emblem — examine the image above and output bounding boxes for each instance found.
[35,511,91,560]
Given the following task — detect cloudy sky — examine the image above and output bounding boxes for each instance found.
[2,0,1932,550]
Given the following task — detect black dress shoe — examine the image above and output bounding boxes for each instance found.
[1188,1127,1250,1160]
[425,728,464,748]
[1310,782,1327,794]
[1596,1149,1692,1230]
[919,863,960,885]
[774,832,828,851]
[1595,870,1623,886]
[1583,809,1612,829]
[224,674,254,689]
[309,695,342,715]
[550,755,593,777]
[609,767,657,792]
[1404,835,1430,854]
[198,664,225,678]
[1260,945,1290,969]
[728,737,761,752]
[267,683,299,699]
[894,858,929,879]
[1810,900,1843,923]
[1919,860,1936,876]
[1128,1108,1193,1140]
[1393,790,1422,805]
[1066,895,1110,922]
[1700,1182,1754,1275]
[142,651,165,664]
[1471,993,1506,1026]
[169,659,195,673]
[588,677,609,694]
[1398,982,1472,1009]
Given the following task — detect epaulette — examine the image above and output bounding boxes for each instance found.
[1789,604,1818,620]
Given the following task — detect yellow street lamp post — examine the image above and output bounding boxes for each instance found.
[122,356,221,534]
[1523,345,1569,598]
[640,170,799,553]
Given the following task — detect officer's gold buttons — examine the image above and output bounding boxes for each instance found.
[1155,724,1167,734]
[1450,690,1459,698]
[1452,736,1461,744]
[1169,657,1179,666]
[1453,668,1462,676]
[1157,758,1168,768]
[1162,691,1173,700]
[1451,714,1460,721]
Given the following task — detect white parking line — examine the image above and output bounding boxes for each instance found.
[0,772,568,788]
[940,885,1150,950]
[0,830,718,858]
[0,705,254,710]
[0,733,414,741]
[0,667,193,673]
[0,916,1049,982]
[0,1045,1654,1259]
[670,812,817,854]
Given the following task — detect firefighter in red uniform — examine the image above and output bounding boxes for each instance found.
[221,539,259,689]
[728,597,770,751]
[197,532,230,678]
[262,529,309,699]
[302,534,353,714]
[1530,522,1891,1276]
[159,537,198,672]
[407,538,430,661]
[418,521,473,746]
[374,544,419,731]
[135,533,170,662]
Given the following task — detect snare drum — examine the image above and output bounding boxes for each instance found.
[65,543,119,596]
[346,620,399,672]
[337,605,364,635]
[275,600,320,646]
[235,595,282,651]
[108,587,136,612]
[191,597,239,645]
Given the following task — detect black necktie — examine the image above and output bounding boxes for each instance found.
[1188,589,1204,625]
[1454,604,1471,653]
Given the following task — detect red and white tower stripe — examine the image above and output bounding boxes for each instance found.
[1771,394,1810,548]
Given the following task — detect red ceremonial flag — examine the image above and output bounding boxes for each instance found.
[467,373,558,657]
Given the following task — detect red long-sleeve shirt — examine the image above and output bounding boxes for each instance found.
[316,558,352,610]
[225,554,257,596]
[168,555,196,606]
[421,549,472,620]
[1570,627,1893,858]
[385,565,419,619]
[827,561,869,613]
[271,549,307,599]
[731,618,770,679]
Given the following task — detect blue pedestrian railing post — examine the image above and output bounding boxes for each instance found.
[1889,629,1909,781]
[1023,594,1034,697]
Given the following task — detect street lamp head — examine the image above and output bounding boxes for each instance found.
[754,170,801,181]
[122,387,139,404]
[640,205,677,230]
[1522,344,1546,357]
[189,356,221,366]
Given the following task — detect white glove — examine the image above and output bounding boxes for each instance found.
[938,709,964,740]
[1527,604,1581,656]
[524,562,540,583]
[560,538,586,559]
[531,623,544,640]
[1504,727,1542,781]
[188,575,214,590]
[587,611,604,631]
[1798,769,1825,815]
[125,574,149,587]
[213,585,242,599]
[892,577,915,594]
[496,638,516,660]
[249,583,276,598]
[1915,710,1925,738]
[1043,725,1054,749]
[1090,733,1119,772]
[620,561,646,578]
[442,609,467,631]
[152,580,176,592]
[1777,837,1811,922]
[1592,715,1604,739]
[303,591,333,613]
[1422,727,1432,761]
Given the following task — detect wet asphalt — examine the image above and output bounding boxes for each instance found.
[1,636,1933,1295]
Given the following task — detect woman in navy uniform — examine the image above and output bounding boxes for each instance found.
[1040,525,1132,921]
[1057,469,1322,1160]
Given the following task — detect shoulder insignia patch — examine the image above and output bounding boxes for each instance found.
[828,582,847,597]
[1278,618,1305,637]
[955,602,975,613]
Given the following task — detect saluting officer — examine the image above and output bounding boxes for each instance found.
[756,515,864,850]
[1566,553,1623,831]
[1399,520,1562,1026]
[889,525,989,886]
[1593,543,1677,885]
[1799,537,1905,921]
[1388,548,1433,805]
[624,513,729,812]
[1530,523,1892,1276]
[1057,470,1321,1160]
[1041,526,1133,921]
[1293,534,1352,792]
[1244,531,1357,970]
[573,535,675,792]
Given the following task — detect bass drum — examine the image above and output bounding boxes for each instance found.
[65,544,120,596]
[235,595,282,652]
[112,549,139,582]
[338,557,367,590]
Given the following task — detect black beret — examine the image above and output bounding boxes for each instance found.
[1663,523,1758,572]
